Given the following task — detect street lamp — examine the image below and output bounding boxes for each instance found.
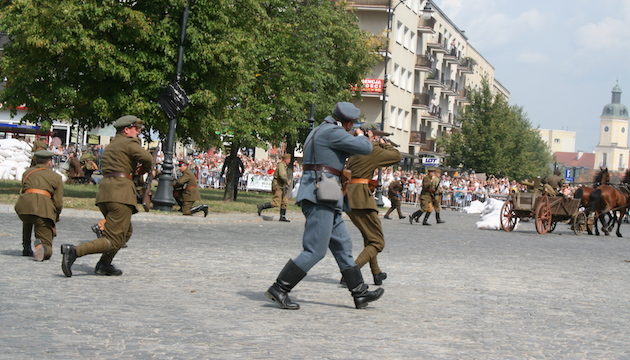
[152,1,191,212]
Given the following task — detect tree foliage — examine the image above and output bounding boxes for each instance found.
[0,0,377,148]
[438,80,551,180]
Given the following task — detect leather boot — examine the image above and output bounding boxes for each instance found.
[257,202,273,216]
[190,205,209,217]
[341,266,384,309]
[32,238,45,262]
[22,223,33,256]
[279,208,290,222]
[95,262,123,276]
[373,272,387,286]
[60,244,77,277]
[409,210,423,225]
[265,259,307,310]
[436,212,445,224]
[422,212,432,226]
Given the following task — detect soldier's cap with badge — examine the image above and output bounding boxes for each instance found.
[282,154,292,160]
[327,102,361,123]
[426,167,438,173]
[33,150,54,159]
[113,115,144,129]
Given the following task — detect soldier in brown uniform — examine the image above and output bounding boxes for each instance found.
[384,177,406,219]
[346,133,401,285]
[15,150,64,261]
[30,136,48,166]
[65,152,85,184]
[257,154,292,222]
[544,169,565,196]
[174,161,208,216]
[60,115,153,277]
[413,168,445,225]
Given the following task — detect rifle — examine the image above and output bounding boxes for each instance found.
[357,127,400,147]
[141,144,160,212]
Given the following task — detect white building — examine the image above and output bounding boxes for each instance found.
[593,83,629,171]
[538,129,576,153]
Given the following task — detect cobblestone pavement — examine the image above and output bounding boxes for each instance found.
[1,204,629,359]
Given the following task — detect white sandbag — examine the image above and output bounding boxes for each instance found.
[476,197,518,230]
[0,166,8,180]
[0,149,13,158]
[463,200,485,214]
[11,153,30,163]
[381,196,391,208]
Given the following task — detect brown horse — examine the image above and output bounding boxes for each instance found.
[588,169,630,237]
[575,168,610,235]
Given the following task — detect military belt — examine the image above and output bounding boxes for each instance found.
[103,172,133,180]
[24,188,52,198]
[349,178,370,184]
[303,164,341,177]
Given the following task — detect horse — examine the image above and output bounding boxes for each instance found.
[575,167,610,235]
[588,169,630,237]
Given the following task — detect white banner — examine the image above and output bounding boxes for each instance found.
[246,174,273,192]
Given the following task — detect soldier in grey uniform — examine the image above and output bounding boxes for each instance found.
[265,102,384,310]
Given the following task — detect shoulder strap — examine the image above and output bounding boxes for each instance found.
[306,125,325,164]
[20,167,48,194]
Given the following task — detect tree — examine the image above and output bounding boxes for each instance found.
[438,80,551,179]
[0,0,377,201]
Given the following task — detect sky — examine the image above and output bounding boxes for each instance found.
[433,0,630,152]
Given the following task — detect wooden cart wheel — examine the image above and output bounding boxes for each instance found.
[500,200,517,232]
[534,199,552,234]
[572,211,588,235]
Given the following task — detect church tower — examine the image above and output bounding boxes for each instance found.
[594,82,630,171]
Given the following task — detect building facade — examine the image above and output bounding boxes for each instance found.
[593,83,629,171]
[538,129,577,154]
[349,0,508,168]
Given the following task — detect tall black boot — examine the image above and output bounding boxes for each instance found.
[257,202,273,216]
[265,259,307,310]
[422,212,432,226]
[190,205,209,217]
[341,266,384,309]
[22,223,33,256]
[409,209,423,225]
[436,212,445,224]
[279,208,290,222]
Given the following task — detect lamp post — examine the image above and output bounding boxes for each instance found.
[152,1,191,212]
[375,0,433,206]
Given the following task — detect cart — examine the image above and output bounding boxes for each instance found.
[500,192,588,235]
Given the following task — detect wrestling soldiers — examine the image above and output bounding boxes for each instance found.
[346,130,401,285]
[409,168,444,225]
[61,115,153,277]
[174,160,208,216]
[265,102,384,310]
[257,153,292,222]
[15,150,63,261]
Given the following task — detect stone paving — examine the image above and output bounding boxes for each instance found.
[1,203,629,359]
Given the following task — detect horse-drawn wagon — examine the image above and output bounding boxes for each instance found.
[500,192,588,235]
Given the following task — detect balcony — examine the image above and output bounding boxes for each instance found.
[442,79,458,96]
[412,92,430,108]
[442,48,460,64]
[417,17,436,34]
[427,38,448,54]
[415,54,433,71]
[455,89,470,104]
[347,0,389,10]
[420,104,441,119]
[425,69,442,88]
[457,57,475,74]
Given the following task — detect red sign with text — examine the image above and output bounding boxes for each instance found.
[352,78,383,93]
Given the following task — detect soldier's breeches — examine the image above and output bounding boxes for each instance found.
[293,201,355,272]
[76,202,133,257]
[347,209,384,274]
[271,185,288,209]
[182,201,194,215]
[18,214,54,258]
[421,194,434,212]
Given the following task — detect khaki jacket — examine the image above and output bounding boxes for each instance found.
[15,165,64,222]
[174,169,201,202]
[95,134,153,206]
[346,142,401,210]
[272,161,289,189]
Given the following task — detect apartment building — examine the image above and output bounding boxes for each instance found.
[349,0,508,167]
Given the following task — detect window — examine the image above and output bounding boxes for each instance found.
[390,106,397,128]
[398,108,404,129]
[603,153,608,167]
[553,138,560,143]
[396,21,404,44]
[604,126,609,132]
[623,127,626,133]
[407,71,413,92]
[392,64,400,86]
[403,26,410,49]
[620,154,624,169]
